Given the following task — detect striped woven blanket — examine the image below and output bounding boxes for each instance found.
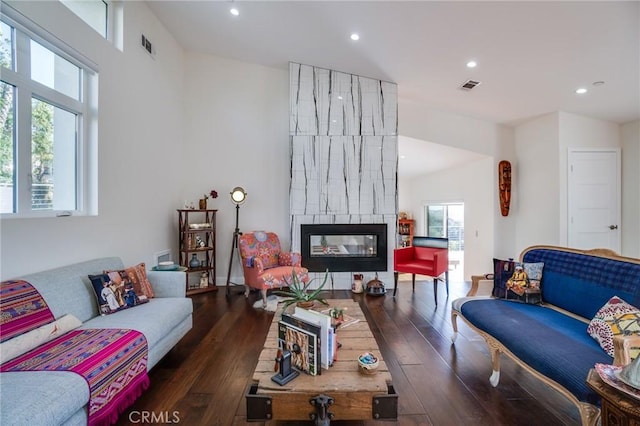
[1,328,149,426]
[1,280,149,426]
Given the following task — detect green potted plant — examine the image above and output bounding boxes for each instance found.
[275,270,329,311]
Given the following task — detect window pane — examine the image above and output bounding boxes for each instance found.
[0,21,14,70]
[427,205,446,238]
[31,40,81,101]
[0,81,15,213]
[32,98,77,211]
[60,0,108,38]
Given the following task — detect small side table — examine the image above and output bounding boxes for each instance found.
[586,368,640,426]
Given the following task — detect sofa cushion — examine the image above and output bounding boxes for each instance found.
[0,371,89,425]
[460,299,611,404]
[587,295,640,359]
[80,297,192,353]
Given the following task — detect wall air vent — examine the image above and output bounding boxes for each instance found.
[459,79,481,91]
[141,34,155,57]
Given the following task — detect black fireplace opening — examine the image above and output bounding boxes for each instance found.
[300,224,387,272]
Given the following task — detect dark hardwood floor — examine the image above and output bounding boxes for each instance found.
[118,280,581,425]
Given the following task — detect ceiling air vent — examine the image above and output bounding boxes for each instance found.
[459,79,481,91]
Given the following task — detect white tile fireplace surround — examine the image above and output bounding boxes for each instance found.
[289,63,398,290]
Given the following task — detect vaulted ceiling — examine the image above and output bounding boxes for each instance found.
[147,1,639,176]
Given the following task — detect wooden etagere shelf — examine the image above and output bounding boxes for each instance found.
[398,218,414,247]
[177,209,217,296]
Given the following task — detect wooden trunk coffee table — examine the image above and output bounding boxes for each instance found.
[246,299,397,424]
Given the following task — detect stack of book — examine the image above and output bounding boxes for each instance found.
[278,307,337,376]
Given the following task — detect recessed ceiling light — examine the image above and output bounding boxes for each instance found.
[350,33,360,41]
[337,95,343,100]
[466,61,477,68]
[576,88,588,94]
[230,7,239,16]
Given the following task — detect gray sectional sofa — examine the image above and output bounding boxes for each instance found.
[0,257,193,425]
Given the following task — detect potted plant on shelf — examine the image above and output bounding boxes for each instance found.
[275,270,329,311]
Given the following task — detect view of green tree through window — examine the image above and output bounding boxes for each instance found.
[0,81,15,213]
[1,8,97,216]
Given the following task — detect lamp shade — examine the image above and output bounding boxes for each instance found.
[230,187,247,204]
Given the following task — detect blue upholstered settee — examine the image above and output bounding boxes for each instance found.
[0,258,193,425]
[451,245,640,426]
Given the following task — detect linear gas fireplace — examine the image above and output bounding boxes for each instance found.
[300,224,388,272]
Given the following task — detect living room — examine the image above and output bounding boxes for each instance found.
[1,1,639,425]
[1,0,638,283]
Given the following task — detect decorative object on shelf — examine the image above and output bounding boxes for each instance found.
[199,272,208,288]
[195,235,205,248]
[274,269,329,311]
[189,254,200,269]
[498,160,512,216]
[352,274,364,293]
[398,211,408,220]
[226,186,248,297]
[199,189,219,210]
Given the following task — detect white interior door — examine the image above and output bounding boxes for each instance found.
[568,148,621,252]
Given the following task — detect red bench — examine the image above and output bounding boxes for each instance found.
[393,237,449,305]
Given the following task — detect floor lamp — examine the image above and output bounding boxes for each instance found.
[226,186,247,297]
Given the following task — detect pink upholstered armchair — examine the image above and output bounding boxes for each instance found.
[238,231,309,307]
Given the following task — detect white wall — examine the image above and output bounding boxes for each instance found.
[1,1,185,279]
[512,112,626,254]
[622,120,640,257]
[182,52,290,284]
[513,113,560,251]
[407,157,494,279]
[558,111,621,247]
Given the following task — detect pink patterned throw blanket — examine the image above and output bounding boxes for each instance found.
[1,280,150,426]
[0,279,55,342]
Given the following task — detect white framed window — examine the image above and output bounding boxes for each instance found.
[0,7,98,217]
[60,0,108,39]
[60,0,122,50]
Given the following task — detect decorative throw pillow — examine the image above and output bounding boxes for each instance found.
[492,258,514,298]
[493,259,544,304]
[89,273,149,315]
[0,314,81,364]
[588,296,640,359]
[105,262,155,299]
